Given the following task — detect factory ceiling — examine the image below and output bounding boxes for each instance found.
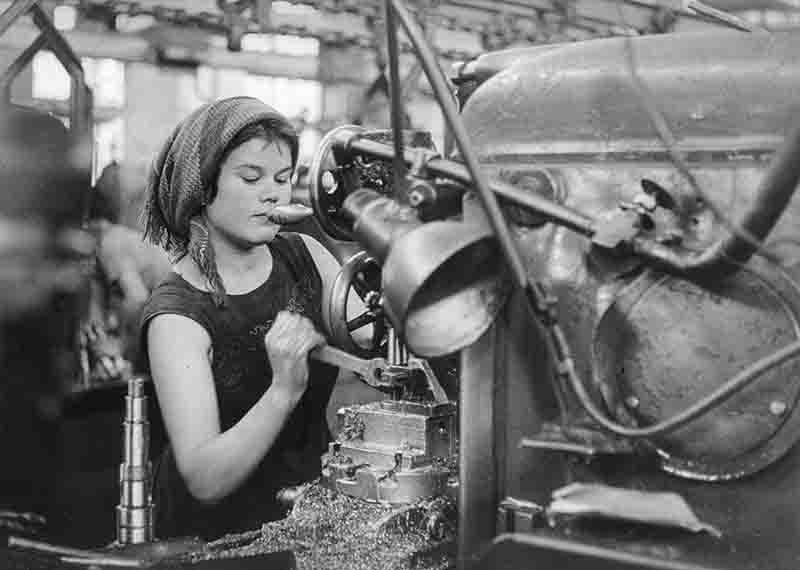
[43,0,798,62]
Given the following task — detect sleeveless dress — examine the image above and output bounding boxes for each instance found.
[139,233,338,540]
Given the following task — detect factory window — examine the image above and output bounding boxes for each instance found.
[93,116,124,181]
[238,33,320,56]
[53,5,77,31]
[82,58,125,108]
[244,74,322,123]
[32,53,125,109]
[32,51,71,101]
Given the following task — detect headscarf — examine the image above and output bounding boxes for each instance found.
[142,97,298,305]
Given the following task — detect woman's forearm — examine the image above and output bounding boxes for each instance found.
[177,381,301,503]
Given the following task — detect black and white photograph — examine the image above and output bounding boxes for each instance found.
[1,1,799,568]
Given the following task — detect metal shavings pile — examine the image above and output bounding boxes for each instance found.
[338,408,366,441]
[194,482,456,570]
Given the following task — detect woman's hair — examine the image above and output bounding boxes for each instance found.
[188,118,298,307]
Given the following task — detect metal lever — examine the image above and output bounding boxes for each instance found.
[310,345,388,387]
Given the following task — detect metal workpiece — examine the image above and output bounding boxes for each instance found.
[338,400,456,457]
[448,27,800,570]
[322,458,453,504]
[116,375,154,545]
[321,399,458,504]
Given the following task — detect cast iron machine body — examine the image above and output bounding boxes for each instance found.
[453,29,800,570]
[301,9,800,569]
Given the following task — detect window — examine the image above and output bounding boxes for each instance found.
[241,33,320,57]
[33,54,125,109]
[53,5,77,31]
[244,75,322,123]
[32,51,71,101]
[81,58,125,108]
[93,116,124,180]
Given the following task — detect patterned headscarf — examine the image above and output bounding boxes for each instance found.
[142,96,298,305]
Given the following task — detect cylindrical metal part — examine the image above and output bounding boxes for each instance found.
[387,329,408,366]
[120,480,150,508]
[116,505,154,528]
[119,463,150,482]
[125,395,146,420]
[128,376,146,397]
[123,423,149,466]
[117,375,154,545]
[116,526,154,545]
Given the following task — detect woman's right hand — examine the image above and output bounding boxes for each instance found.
[264,310,326,402]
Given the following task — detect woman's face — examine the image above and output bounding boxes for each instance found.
[206,136,292,248]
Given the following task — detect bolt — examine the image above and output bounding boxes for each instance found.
[625,396,640,409]
[770,400,787,416]
[408,190,425,207]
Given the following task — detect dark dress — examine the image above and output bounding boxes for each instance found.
[140,233,338,540]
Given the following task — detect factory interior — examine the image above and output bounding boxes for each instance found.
[3,0,800,568]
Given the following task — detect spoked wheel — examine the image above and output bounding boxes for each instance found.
[327,251,387,358]
[308,125,366,242]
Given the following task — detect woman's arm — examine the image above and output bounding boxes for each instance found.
[148,311,322,503]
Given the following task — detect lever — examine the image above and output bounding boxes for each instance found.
[310,345,387,387]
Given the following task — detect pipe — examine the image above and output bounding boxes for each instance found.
[0,33,47,99]
[344,126,800,278]
[0,0,38,37]
[343,136,597,237]
[384,0,408,198]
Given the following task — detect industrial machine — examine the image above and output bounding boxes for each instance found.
[289,2,800,569]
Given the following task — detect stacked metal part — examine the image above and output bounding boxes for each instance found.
[116,376,154,544]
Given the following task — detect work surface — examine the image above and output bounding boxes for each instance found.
[188,482,456,570]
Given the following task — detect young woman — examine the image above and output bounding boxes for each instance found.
[140,97,345,539]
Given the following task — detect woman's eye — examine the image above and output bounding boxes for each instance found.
[274,175,290,185]
[241,174,261,183]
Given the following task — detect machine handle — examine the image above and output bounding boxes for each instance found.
[310,345,386,386]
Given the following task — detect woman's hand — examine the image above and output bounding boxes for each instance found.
[265,310,326,403]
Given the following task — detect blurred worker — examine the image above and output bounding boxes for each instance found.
[83,158,172,383]
[0,104,90,537]
[140,97,347,539]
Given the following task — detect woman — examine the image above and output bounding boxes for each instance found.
[140,97,344,540]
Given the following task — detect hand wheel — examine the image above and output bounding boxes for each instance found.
[327,250,387,358]
[308,125,366,241]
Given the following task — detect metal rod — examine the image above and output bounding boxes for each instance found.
[0,32,47,99]
[389,0,529,290]
[384,0,408,200]
[8,537,114,561]
[346,136,597,237]
[30,3,91,135]
[0,0,38,37]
